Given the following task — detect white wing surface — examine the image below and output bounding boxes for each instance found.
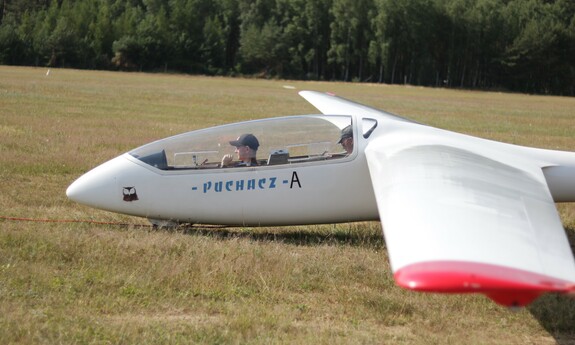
[365,122,575,307]
[299,90,415,123]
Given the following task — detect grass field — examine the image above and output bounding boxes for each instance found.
[1,66,575,344]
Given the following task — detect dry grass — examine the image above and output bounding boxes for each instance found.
[1,66,575,344]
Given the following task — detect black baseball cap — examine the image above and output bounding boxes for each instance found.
[337,125,353,143]
[229,133,260,151]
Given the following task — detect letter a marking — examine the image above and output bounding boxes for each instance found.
[290,171,301,189]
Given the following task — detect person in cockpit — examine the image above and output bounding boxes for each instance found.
[221,133,260,167]
[338,125,353,155]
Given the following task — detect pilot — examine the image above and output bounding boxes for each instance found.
[338,125,353,155]
[221,133,260,167]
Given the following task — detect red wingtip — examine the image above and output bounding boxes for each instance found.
[394,261,575,307]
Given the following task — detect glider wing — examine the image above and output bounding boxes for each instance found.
[298,90,415,123]
[364,125,575,306]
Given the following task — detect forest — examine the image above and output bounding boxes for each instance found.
[1,0,574,95]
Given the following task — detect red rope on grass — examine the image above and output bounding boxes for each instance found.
[0,216,231,230]
[0,216,152,228]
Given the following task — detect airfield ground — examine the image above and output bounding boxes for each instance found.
[1,66,574,344]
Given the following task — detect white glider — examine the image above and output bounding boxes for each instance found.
[67,91,575,307]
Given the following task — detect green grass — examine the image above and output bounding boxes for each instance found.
[1,66,575,344]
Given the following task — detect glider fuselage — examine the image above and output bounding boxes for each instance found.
[67,110,575,226]
[67,113,381,226]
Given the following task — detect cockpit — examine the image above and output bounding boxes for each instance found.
[130,115,357,170]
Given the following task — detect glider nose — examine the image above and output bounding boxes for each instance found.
[66,154,142,211]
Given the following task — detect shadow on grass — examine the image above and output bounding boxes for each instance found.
[171,223,386,249]
[567,225,575,257]
[528,226,575,344]
[528,294,575,344]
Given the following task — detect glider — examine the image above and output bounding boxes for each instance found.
[67,91,575,307]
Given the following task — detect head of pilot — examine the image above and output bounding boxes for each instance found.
[338,125,353,154]
[229,133,259,162]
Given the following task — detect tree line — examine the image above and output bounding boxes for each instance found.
[1,0,574,95]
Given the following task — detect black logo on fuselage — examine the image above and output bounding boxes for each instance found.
[123,187,138,201]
